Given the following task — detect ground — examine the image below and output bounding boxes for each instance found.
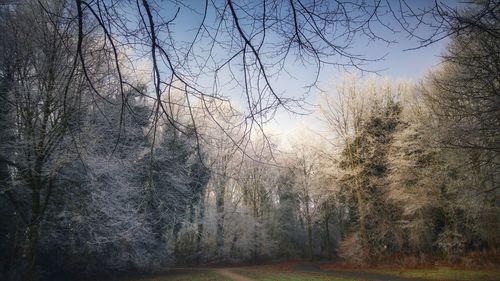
[114,262,500,281]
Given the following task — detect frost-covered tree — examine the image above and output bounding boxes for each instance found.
[320,77,407,263]
[33,85,159,277]
[289,143,321,260]
[238,146,277,261]
[273,168,302,258]
[199,102,246,261]
[408,0,500,257]
[144,123,210,263]
[423,0,499,194]
[0,1,111,279]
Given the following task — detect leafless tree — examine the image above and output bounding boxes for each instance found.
[0,1,116,279]
[422,0,499,182]
[66,0,486,154]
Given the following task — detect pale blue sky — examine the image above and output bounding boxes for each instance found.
[151,0,453,142]
[269,31,448,140]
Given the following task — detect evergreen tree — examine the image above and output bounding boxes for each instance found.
[338,97,403,262]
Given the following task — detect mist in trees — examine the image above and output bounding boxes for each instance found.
[0,0,499,280]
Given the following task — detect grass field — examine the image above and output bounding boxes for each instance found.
[103,264,500,281]
[117,269,362,281]
[119,270,231,281]
[233,269,360,281]
[368,267,500,281]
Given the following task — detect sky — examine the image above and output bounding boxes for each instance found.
[268,29,448,147]
[261,6,449,147]
[149,1,453,147]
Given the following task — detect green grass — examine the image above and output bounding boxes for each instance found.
[234,269,362,281]
[123,270,231,281]
[370,268,500,281]
[95,266,500,281]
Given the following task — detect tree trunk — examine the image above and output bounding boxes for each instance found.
[252,195,259,261]
[215,180,225,259]
[355,183,368,260]
[253,207,259,261]
[253,222,258,261]
[305,196,313,260]
[24,189,40,281]
[173,220,182,257]
[324,215,331,259]
[229,234,238,259]
[196,191,206,264]
[307,217,313,260]
[6,218,22,278]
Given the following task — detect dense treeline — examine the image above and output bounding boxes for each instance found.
[0,0,498,280]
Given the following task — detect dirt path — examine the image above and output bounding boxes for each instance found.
[215,268,256,281]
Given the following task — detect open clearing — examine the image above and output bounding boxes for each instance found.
[116,263,500,281]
